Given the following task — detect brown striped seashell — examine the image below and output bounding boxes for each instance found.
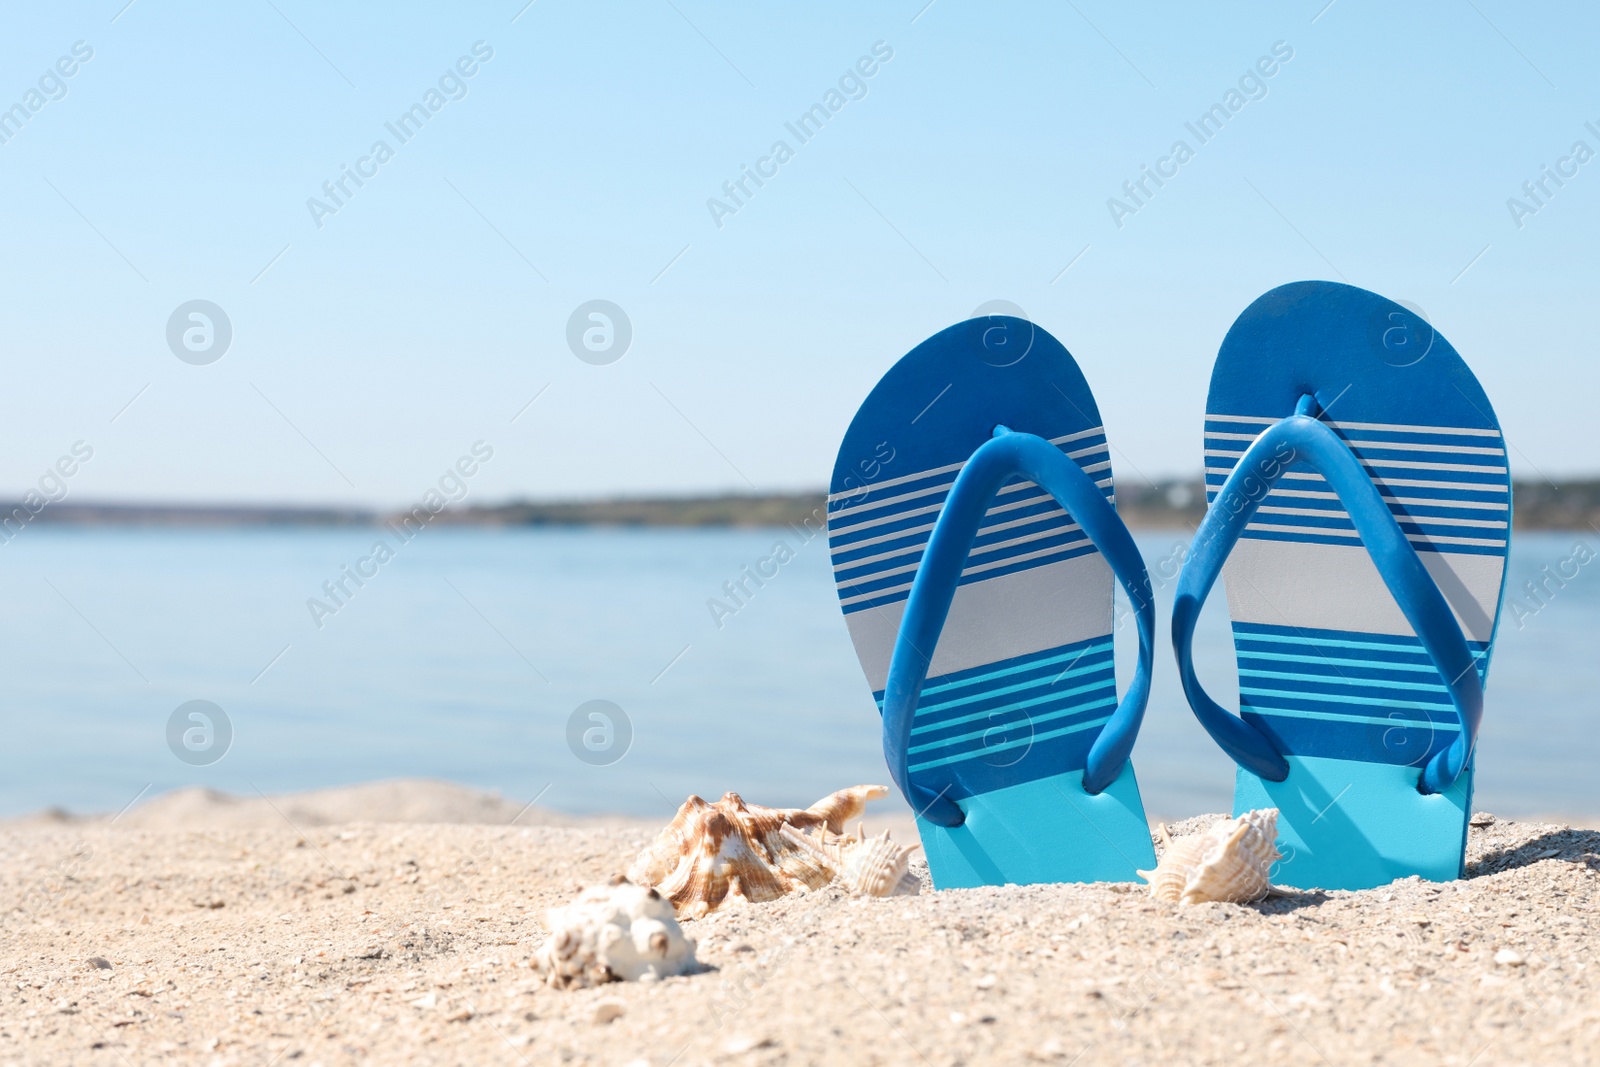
[1137,808,1282,905]
[626,786,891,920]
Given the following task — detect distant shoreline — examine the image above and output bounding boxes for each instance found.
[6,777,1591,831]
[4,478,1598,531]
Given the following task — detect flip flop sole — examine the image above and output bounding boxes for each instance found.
[830,317,1154,887]
[1206,281,1510,889]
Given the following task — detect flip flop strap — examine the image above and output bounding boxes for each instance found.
[1171,404,1484,795]
[882,427,1156,828]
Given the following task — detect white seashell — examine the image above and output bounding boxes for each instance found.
[779,823,921,898]
[1139,830,1206,904]
[626,786,891,919]
[1137,808,1281,905]
[535,876,697,989]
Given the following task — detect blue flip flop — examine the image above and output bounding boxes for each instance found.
[828,315,1158,889]
[1173,280,1511,890]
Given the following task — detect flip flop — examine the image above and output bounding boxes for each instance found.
[1172,280,1511,890]
[828,314,1158,889]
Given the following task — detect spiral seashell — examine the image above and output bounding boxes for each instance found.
[1139,831,1206,904]
[779,823,921,898]
[1137,808,1281,905]
[626,786,893,920]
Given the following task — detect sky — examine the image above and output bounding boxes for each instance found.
[1,0,1596,508]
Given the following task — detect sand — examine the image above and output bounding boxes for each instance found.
[3,781,1598,1066]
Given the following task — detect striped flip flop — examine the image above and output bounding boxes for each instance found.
[828,314,1157,889]
[1173,281,1510,890]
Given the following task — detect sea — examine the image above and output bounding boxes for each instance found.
[0,526,1593,822]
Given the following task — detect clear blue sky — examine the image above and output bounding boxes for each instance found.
[2,0,1594,506]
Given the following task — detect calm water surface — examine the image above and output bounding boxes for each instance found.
[0,527,1593,821]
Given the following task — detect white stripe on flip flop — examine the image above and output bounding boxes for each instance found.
[839,538,1100,608]
[1204,430,1505,457]
[829,468,1113,540]
[831,449,1110,525]
[834,512,1087,573]
[830,446,1104,523]
[1220,539,1503,643]
[1268,488,1508,511]
[826,426,1106,503]
[1205,468,1508,494]
[830,478,1113,545]
[830,498,1094,560]
[836,523,1090,584]
[1203,449,1506,476]
[1239,522,1505,549]
[843,553,1114,691]
[1206,415,1501,438]
[1253,506,1508,529]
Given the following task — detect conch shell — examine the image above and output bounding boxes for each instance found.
[1138,808,1281,905]
[535,876,697,989]
[627,786,912,919]
[780,823,921,898]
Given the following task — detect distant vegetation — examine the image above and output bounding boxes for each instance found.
[442,493,828,528]
[10,480,1599,531]
[1502,480,1600,532]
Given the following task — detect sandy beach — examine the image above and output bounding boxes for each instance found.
[3,781,1598,1067]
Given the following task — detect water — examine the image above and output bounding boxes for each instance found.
[0,526,1594,821]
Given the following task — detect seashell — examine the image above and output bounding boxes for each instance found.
[1139,830,1206,904]
[779,823,921,898]
[1183,807,1281,904]
[535,876,697,989]
[626,785,892,919]
[1137,808,1281,905]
